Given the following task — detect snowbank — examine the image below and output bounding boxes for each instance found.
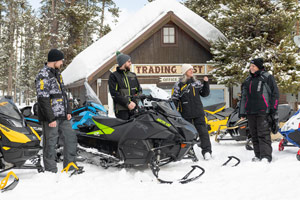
[2,137,300,200]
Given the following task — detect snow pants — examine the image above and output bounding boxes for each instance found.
[42,119,77,172]
[247,114,272,162]
[185,117,212,156]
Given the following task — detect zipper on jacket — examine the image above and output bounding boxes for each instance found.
[193,87,195,96]
[249,80,252,94]
[123,71,131,97]
[262,94,269,107]
[181,84,187,91]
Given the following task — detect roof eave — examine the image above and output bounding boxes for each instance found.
[88,11,216,83]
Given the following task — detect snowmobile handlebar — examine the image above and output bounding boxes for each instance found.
[127,94,172,103]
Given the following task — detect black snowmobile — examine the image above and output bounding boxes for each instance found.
[214,102,252,149]
[215,102,293,150]
[0,97,43,192]
[76,95,205,184]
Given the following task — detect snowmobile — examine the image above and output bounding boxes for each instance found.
[76,95,205,184]
[214,102,252,150]
[20,103,42,135]
[279,109,300,160]
[20,82,108,134]
[71,82,108,130]
[0,97,43,192]
[215,102,292,150]
[204,102,234,135]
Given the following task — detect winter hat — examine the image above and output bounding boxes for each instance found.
[48,49,64,62]
[250,58,264,69]
[181,64,193,75]
[116,51,131,67]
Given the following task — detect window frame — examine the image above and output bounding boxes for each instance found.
[161,25,178,47]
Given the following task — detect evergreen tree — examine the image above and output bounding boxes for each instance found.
[98,0,119,38]
[185,0,300,98]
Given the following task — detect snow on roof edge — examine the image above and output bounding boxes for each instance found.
[62,0,225,86]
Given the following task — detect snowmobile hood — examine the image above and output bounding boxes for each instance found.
[0,98,41,144]
[280,109,300,132]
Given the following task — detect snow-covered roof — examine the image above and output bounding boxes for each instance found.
[62,0,225,86]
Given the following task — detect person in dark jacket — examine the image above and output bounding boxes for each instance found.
[239,58,279,163]
[172,64,212,160]
[35,49,78,173]
[108,52,142,120]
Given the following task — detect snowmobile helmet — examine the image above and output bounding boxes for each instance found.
[250,58,264,70]
[48,49,64,62]
[181,64,193,75]
[116,51,131,67]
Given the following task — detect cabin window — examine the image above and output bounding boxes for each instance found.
[162,26,176,44]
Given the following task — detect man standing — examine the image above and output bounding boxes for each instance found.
[239,58,279,163]
[35,49,77,173]
[108,52,142,120]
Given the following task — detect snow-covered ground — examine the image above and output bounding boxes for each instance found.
[2,136,300,200]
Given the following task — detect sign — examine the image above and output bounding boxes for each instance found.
[110,64,214,76]
[159,77,180,83]
[133,64,213,76]
[293,35,300,48]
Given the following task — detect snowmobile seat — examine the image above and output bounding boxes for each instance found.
[92,116,130,127]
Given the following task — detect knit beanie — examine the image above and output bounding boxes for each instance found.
[250,58,264,69]
[48,49,64,62]
[116,51,131,67]
[181,64,193,75]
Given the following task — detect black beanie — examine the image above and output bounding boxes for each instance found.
[250,58,264,69]
[48,49,64,62]
[116,51,131,67]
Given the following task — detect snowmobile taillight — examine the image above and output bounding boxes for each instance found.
[240,126,246,129]
[181,144,187,148]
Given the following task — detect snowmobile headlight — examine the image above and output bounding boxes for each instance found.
[97,110,107,117]
[7,119,23,128]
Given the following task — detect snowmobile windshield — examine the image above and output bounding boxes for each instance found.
[156,101,181,117]
[84,82,102,105]
[0,98,22,120]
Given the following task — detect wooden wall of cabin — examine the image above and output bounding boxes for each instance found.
[130,22,212,64]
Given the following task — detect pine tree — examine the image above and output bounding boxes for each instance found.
[98,0,119,38]
[185,0,300,98]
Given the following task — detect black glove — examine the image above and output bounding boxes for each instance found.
[268,111,279,134]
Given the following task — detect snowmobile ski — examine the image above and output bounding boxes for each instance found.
[0,171,19,192]
[150,159,205,184]
[222,156,240,167]
[61,162,84,177]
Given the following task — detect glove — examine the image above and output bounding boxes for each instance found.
[270,108,276,115]
[268,111,279,134]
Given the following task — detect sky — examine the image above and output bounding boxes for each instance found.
[27,0,183,26]
[28,0,183,15]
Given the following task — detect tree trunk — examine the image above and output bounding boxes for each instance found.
[83,0,89,48]
[50,0,58,48]
[8,1,15,97]
[99,0,106,38]
[14,24,19,102]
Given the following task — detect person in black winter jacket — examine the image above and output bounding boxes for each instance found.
[172,64,212,160]
[239,58,279,163]
[108,52,142,120]
[35,49,78,173]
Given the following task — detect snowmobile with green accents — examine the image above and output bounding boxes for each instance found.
[76,95,205,184]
